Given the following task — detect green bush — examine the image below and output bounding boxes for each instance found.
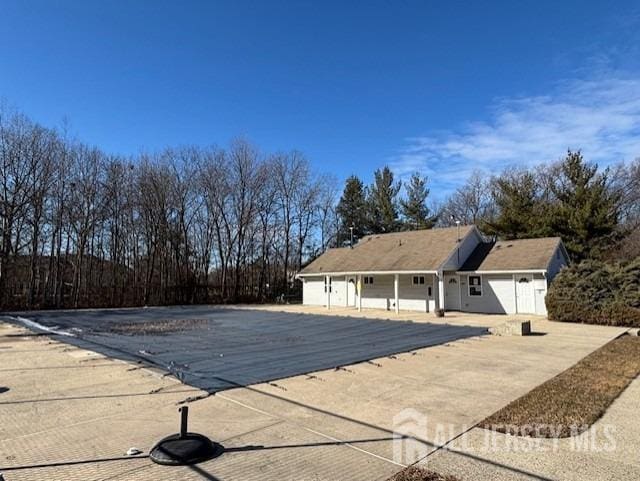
[546,258,640,327]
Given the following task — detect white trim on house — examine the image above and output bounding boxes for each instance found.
[298,269,438,277]
[455,269,547,275]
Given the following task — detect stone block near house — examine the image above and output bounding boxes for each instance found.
[489,320,531,336]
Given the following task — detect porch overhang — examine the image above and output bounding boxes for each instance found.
[297,270,439,279]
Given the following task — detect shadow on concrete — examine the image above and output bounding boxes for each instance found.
[0,455,149,472]
[224,436,396,453]
[187,463,223,480]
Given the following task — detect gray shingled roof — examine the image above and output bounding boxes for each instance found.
[299,226,476,275]
[459,237,563,272]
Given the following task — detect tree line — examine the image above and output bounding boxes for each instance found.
[0,107,339,309]
[336,168,437,242]
[2,105,638,310]
[336,152,640,262]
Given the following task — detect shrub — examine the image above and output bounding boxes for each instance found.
[546,258,640,327]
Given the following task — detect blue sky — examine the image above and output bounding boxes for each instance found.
[1,1,639,199]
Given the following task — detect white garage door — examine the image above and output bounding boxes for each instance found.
[486,276,516,314]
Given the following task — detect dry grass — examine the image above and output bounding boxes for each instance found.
[108,319,208,335]
[390,466,460,481]
[480,334,640,437]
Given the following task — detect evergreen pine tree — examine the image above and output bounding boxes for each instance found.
[368,166,401,233]
[400,173,437,229]
[336,175,368,245]
[548,150,620,260]
[484,169,549,239]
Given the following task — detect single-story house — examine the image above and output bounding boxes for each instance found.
[297,225,569,316]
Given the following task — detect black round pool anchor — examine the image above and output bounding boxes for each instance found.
[150,406,223,465]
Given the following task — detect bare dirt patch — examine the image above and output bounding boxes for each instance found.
[390,466,460,481]
[480,334,640,437]
[108,319,208,335]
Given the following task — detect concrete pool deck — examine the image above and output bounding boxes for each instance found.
[0,307,632,480]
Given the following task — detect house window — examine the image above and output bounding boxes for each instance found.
[468,275,482,296]
[518,277,530,283]
[324,277,332,293]
[363,276,374,285]
[412,276,425,285]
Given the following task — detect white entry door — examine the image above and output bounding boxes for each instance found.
[515,274,535,314]
[346,277,356,307]
[444,275,461,311]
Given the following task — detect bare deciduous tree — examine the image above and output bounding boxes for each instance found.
[439,170,495,226]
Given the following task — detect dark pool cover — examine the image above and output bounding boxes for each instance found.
[5,306,487,393]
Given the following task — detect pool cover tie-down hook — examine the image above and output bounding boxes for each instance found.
[150,406,224,465]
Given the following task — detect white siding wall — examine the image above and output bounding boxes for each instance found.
[302,276,351,307]
[460,274,515,314]
[459,273,548,315]
[302,276,326,306]
[397,275,434,312]
[355,274,435,312]
[533,276,548,316]
[303,271,549,315]
[358,275,394,310]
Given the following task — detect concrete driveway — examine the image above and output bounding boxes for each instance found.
[0,306,629,480]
